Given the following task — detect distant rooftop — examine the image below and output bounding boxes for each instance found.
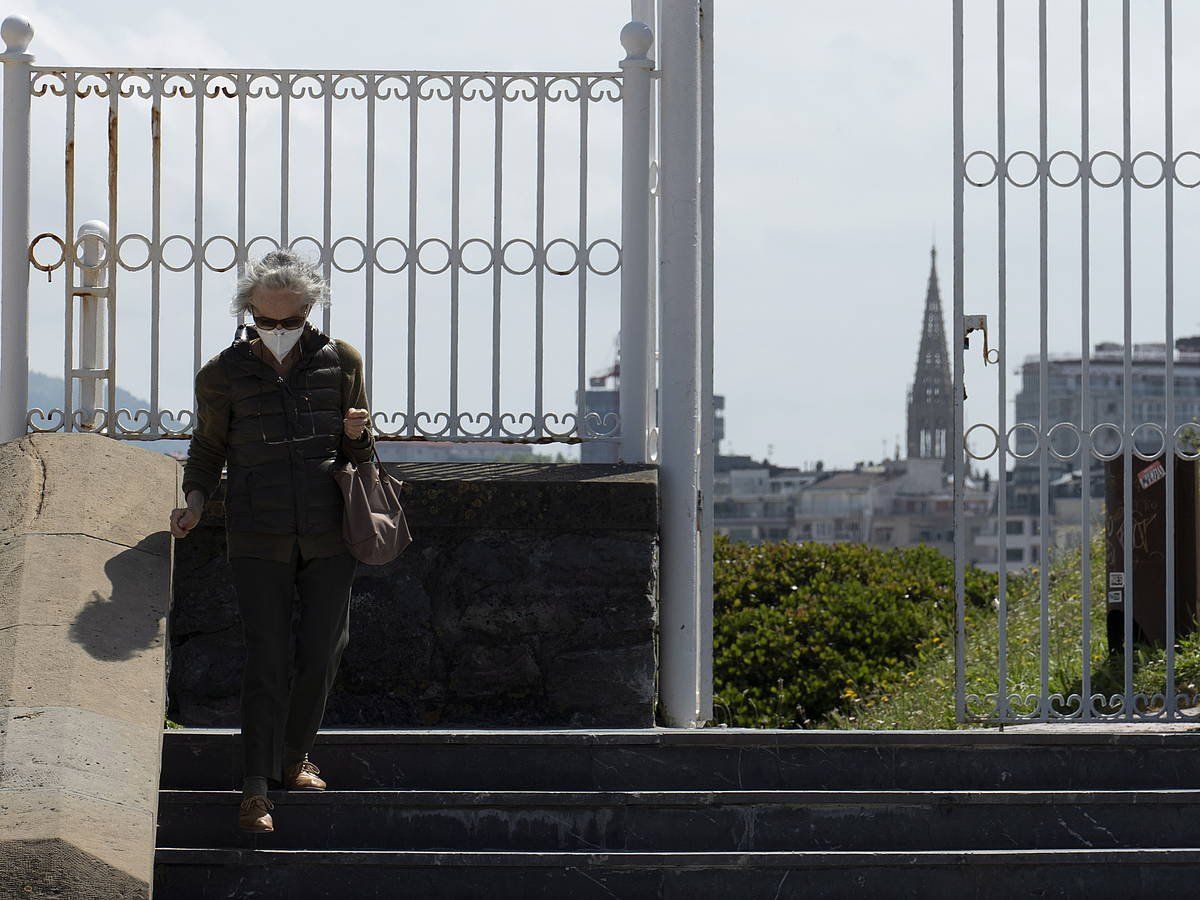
[1022,336,1200,366]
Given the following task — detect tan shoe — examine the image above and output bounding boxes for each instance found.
[282,757,326,791]
[238,794,275,833]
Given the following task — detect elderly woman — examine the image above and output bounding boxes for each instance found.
[169,249,374,834]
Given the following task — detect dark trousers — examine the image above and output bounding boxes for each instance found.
[230,543,357,783]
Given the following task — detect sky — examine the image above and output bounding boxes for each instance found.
[2,1,1190,472]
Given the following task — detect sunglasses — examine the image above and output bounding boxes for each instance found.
[254,373,324,446]
[249,305,311,330]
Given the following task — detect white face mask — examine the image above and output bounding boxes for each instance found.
[259,324,304,363]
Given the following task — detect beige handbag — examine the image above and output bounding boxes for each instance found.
[332,442,412,564]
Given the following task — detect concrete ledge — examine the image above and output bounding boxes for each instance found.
[0,433,176,899]
[161,725,1200,746]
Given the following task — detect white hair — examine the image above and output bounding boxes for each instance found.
[230,248,331,316]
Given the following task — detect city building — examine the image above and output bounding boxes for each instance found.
[712,245,995,565]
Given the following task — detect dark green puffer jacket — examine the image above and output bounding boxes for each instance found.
[181,320,375,561]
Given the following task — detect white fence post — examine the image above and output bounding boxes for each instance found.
[698,0,714,724]
[0,15,33,444]
[619,21,654,465]
[73,220,110,433]
[658,0,703,727]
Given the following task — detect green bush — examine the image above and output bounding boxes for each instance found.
[712,533,996,728]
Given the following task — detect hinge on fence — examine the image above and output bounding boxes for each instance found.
[696,488,703,531]
[962,314,998,400]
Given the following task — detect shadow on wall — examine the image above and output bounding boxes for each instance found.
[69,534,172,663]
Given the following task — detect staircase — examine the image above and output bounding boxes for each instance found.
[154,727,1200,897]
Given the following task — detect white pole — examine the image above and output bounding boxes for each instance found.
[619,21,654,464]
[77,220,110,433]
[0,15,33,444]
[698,0,714,723]
[658,0,702,727]
[632,0,661,465]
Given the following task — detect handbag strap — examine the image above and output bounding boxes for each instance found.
[370,439,398,484]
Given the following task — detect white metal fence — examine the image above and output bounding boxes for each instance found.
[954,0,1200,722]
[0,6,714,729]
[3,42,651,450]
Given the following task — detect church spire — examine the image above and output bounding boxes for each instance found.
[907,244,954,473]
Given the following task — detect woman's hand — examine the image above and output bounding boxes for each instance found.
[170,490,207,539]
[344,407,370,440]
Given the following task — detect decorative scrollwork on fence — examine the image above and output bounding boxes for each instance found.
[374,73,412,101]
[287,72,326,100]
[545,76,582,102]
[30,69,69,97]
[458,74,496,102]
[31,67,625,102]
[25,406,620,443]
[416,73,455,101]
[963,419,1200,464]
[245,72,283,99]
[25,231,622,279]
[331,73,370,100]
[588,75,623,102]
[202,72,240,100]
[113,71,155,99]
[501,74,539,102]
[161,72,196,99]
[964,147,1200,190]
[958,683,1200,723]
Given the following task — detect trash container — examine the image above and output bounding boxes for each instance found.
[1105,453,1200,654]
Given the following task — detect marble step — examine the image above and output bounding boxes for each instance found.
[152,847,1200,899]
[160,727,1200,791]
[156,787,1200,852]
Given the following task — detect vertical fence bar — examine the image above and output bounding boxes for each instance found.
[1122,0,1134,719]
[996,0,1009,721]
[193,74,205,376]
[1163,0,1176,718]
[281,73,291,248]
[0,17,34,442]
[698,0,714,722]
[659,0,702,726]
[952,0,966,722]
[1079,0,1093,719]
[364,72,376,403]
[1037,0,1050,720]
[576,75,589,440]
[450,74,461,439]
[322,72,332,335]
[240,73,249,292]
[63,71,76,431]
[407,74,419,437]
[491,75,503,439]
[619,21,653,464]
[534,74,546,440]
[149,72,162,437]
[105,71,119,433]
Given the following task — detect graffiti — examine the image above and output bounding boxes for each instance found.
[1106,509,1166,563]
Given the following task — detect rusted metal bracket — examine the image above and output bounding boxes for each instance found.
[962,314,998,401]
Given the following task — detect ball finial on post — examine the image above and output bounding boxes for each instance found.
[0,15,33,57]
[621,21,654,62]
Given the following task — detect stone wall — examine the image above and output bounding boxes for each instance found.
[168,462,659,729]
[0,433,176,900]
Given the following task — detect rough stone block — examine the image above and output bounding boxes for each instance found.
[169,462,660,729]
[0,433,176,899]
